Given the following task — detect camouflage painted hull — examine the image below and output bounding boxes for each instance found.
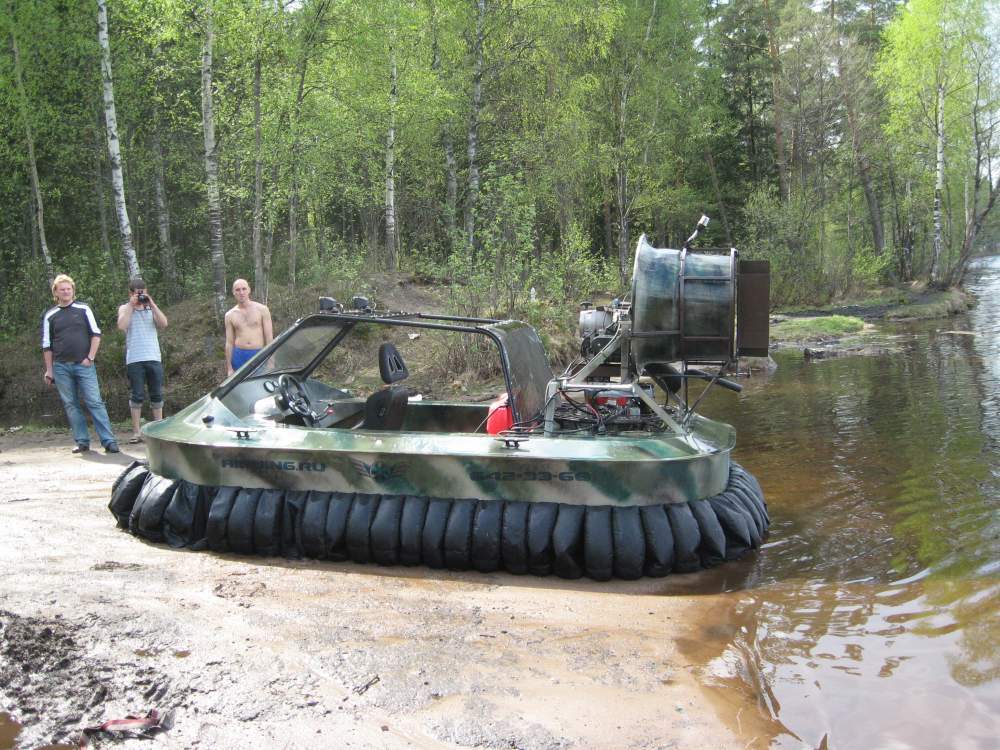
[140,395,736,507]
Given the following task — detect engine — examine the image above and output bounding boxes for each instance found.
[557,221,770,435]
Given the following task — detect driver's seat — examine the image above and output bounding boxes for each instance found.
[360,343,409,430]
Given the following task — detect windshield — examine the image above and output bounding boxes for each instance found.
[227,314,553,408]
[248,320,349,377]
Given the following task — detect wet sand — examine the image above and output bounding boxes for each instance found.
[0,433,743,749]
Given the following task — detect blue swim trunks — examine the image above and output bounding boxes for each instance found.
[231,346,260,371]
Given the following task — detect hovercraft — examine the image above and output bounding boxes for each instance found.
[109,218,771,580]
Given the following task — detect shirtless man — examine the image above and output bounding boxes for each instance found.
[224,278,273,376]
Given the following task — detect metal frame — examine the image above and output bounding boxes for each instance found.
[212,310,534,423]
[542,316,686,437]
[215,303,736,440]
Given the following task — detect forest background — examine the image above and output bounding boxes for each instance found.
[1,0,998,361]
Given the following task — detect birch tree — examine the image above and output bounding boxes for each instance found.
[202,0,226,318]
[464,0,485,256]
[97,0,140,278]
[385,42,398,270]
[252,35,265,295]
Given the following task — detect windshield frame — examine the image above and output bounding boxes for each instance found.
[211,311,546,423]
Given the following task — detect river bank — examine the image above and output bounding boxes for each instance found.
[766,286,972,358]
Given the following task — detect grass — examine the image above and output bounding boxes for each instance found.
[770,315,865,342]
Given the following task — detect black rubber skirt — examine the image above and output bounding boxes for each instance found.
[108,461,768,581]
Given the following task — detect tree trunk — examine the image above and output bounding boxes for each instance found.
[602,199,614,258]
[948,184,997,286]
[288,58,310,289]
[704,147,733,246]
[289,174,299,287]
[385,46,398,271]
[11,29,54,283]
[26,192,36,257]
[888,165,914,281]
[653,208,665,248]
[202,2,227,319]
[263,162,279,304]
[615,159,629,283]
[612,0,656,284]
[97,0,140,279]
[252,52,265,293]
[836,46,884,256]
[444,127,458,249]
[430,9,458,250]
[615,75,632,281]
[465,0,485,256]
[151,125,176,297]
[903,178,914,280]
[92,123,114,272]
[313,204,327,259]
[232,155,245,259]
[855,133,885,254]
[931,82,945,285]
[762,0,789,201]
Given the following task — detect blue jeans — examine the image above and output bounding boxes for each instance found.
[126,360,164,409]
[52,361,117,448]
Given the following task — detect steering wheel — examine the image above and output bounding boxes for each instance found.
[277,374,315,425]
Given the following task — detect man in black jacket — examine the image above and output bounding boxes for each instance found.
[41,274,119,454]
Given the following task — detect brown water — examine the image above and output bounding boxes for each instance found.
[685,256,1000,748]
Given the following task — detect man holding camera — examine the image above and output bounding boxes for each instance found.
[117,278,168,444]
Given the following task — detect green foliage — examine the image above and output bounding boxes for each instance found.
[1,0,995,347]
[851,243,892,287]
[0,258,48,340]
[743,184,824,306]
[479,170,537,317]
[533,223,608,307]
[876,0,999,282]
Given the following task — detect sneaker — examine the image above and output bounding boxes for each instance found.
[72,444,90,454]
[104,443,120,454]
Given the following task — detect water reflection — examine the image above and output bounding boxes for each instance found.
[686,256,1000,748]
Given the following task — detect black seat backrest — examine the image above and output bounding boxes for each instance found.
[378,342,409,384]
[361,385,408,430]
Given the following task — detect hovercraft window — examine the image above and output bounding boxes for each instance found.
[248,321,350,377]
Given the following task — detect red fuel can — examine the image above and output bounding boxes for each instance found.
[486,394,513,434]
